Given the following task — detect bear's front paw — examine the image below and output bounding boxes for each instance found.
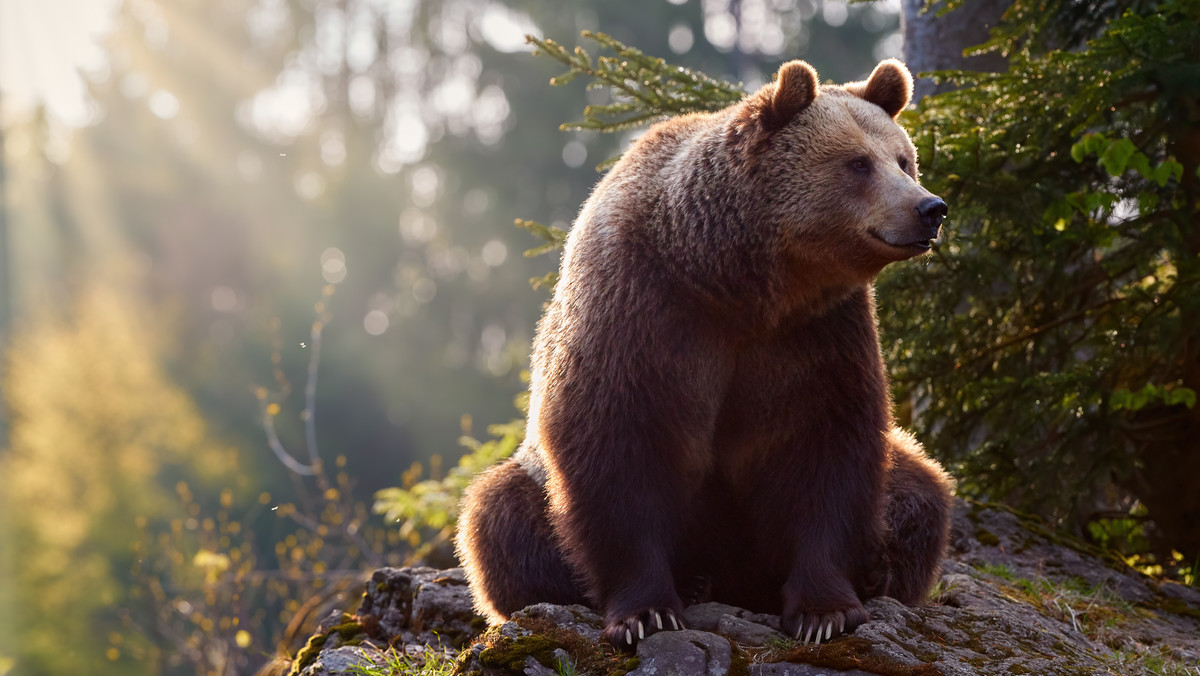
[782,603,869,646]
[603,608,686,650]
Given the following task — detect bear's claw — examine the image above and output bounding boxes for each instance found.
[785,604,867,646]
[604,608,685,650]
[799,620,833,645]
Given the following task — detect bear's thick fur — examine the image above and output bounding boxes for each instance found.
[457,59,955,648]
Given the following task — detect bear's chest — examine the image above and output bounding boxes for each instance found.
[709,299,889,486]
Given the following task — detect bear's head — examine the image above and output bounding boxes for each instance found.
[734,59,947,286]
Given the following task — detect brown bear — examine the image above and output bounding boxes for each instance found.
[456,58,955,649]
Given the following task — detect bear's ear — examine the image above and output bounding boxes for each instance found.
[764,60,818,128]
[845,59,913,119]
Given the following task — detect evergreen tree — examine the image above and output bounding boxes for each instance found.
[887,0,1200,565]
[518,1,1200,568]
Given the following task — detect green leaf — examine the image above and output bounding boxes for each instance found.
[529,271,559,291]
[1042,200,1073,226]
[524,242,562,258]
[514,218,566,245]
[1111,389,1132,410]
[1165,388,1196,409]
[1071,133,1107,163]
[550,69,579,86]
[1070,138,1090,163]
[1128,152,1151,179]
[1152,159,1183,187]
[1111,384,1197,411]
[1098,138,1136,176]
[595,154,624,172]
[573,45,591,68]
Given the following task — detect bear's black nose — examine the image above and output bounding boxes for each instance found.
[917,197,948,231]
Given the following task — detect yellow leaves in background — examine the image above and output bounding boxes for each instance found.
[193,549,232,584]
[0,284,241,674]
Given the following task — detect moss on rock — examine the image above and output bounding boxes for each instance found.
[755,636,941,676]
[478,634,559,671]
[975,528,1001,547]
[287,632,328,676]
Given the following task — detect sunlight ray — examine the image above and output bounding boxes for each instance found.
[57,123,133,287]
[149,0,279,100]
[0,0,116,124]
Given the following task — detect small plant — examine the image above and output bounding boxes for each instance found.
[975,562,1016,581]
[345,643,457,676]
[927,578,960,605]
[553,653,578,676]
[129,287,408,673]
[750,634,801,664]
[1108,645,1200,676]
[372,417,524,561]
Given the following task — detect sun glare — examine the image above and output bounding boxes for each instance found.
[0,0,120,125]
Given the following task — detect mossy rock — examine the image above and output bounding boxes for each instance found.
[478,634,560,671]
[759,636,941,676]
[285,615,368,676]
[287,633,328,676]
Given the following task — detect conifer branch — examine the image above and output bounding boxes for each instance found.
[526,31,744,133]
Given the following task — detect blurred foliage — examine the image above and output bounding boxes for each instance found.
[884,0,1200,567]
[0,286,242,675]
[1,0,905,673]
[121,288,410,675]
[374,417,524,565]
[129,454,406,675]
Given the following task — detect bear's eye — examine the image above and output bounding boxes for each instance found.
[898,156,909,172]
[850,157,871,174]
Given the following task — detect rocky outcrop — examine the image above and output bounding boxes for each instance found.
[281,501,1200,675]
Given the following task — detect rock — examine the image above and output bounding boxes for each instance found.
[685,602,782,633]
[520,648,573,675]
[717,615,785,646]
[453,617,583,676]
[952,503,1156,605]
[856,595,1108,675]
[748,664,877,675]
[628,630,732,676]
[293,646,386,676]
[357,566,480,649]
[521,654,555,676]
[511,603,604,643]
[279,500,1200,675]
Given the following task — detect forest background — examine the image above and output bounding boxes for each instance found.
[0,0,903,673]
[1,0,1197,674]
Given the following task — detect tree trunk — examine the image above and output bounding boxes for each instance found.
[1128,125,1200,562]
[901,0,1010,102]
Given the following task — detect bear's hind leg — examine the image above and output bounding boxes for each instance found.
[456,458,586,622]
[882,428,955,605]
